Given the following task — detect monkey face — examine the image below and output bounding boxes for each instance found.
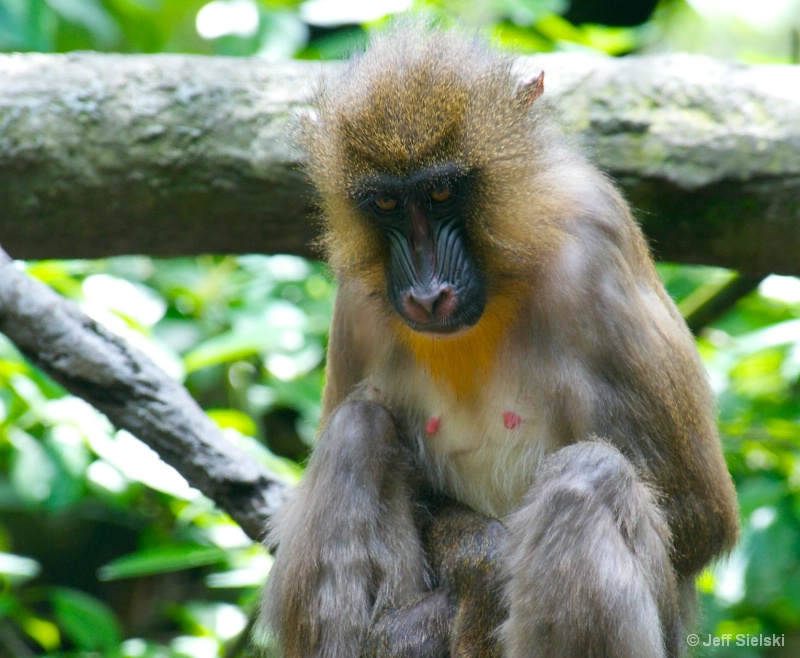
[354,166,487,335]
[303,25,545,337]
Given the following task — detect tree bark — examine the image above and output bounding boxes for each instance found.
[0,52,798,275]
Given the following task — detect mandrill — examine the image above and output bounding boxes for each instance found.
[257,21,739,658]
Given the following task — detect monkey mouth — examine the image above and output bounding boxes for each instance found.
[397,301,485,336]
[404,318,475,336]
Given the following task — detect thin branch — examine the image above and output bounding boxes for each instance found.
[685,273,765,334]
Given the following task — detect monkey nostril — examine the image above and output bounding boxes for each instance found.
[403,292,435,322]
[432,287,457,320]
[404,286,457,324]
[409,291,437,314]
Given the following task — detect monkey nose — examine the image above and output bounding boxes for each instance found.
[403,286,457,325]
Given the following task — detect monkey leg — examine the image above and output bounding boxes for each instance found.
[363,502,507,657]
[259,401,427,658]
[502,442,680,658]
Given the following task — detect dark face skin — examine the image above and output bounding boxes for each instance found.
[355,164,487,334]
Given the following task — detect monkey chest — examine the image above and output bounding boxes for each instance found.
[409,379,554,519]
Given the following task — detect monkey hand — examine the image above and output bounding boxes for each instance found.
[362,502,507,658]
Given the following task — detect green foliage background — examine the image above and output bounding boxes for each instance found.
[1,1,799,656]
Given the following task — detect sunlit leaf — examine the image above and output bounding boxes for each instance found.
[207,408,258,435]
[173,601,248,640]
[579,24,637,55]
[492,21,553,52]
[0,551,41,584]
[82,274,167,327]
[87,430,196,500]
[206,553,272,588]
[8,428,57,503]
[21,615,60,652]
[258,11,309,59]
[98,544,229,580]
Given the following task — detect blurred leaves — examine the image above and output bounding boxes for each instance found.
[0,0,309,55]
[1,0,798,62]
[660,265,800,654]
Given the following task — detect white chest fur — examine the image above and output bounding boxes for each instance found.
[400,366,554,519]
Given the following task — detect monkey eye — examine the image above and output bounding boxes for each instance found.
[429,185,452,203]
[372,195,398,212]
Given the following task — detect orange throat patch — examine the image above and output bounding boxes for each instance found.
[394,292,518,400]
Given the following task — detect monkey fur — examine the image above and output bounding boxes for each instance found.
[257,22,739,658]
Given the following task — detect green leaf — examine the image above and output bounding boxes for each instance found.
[183,328,265,372]
[184,301,309,372]
[48,0,121,46]
[20,615,60,652]
[207,408,258,436]
[492,21,554,53]
[50,587,122,652]
[745,511,800,611]
[737,477,787,516]
[98,544,229,580]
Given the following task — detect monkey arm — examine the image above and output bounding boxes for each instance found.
[544,191,739,577]
[318,279,378,423]
[258,400,428,657]
[603,280,738,576]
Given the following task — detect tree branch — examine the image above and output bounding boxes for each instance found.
[0,52,798,275]
[0,246,286,542]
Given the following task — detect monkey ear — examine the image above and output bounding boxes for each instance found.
[516,71,545,107]
[292,107,325,143]
[294,107,322,129]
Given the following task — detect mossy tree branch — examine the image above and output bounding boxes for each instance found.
[1,52,798,275]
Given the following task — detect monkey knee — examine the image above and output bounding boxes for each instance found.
[512,441,673,566]
[326,400,397,442]
[531,442,665,524]
[319,400,403,468]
